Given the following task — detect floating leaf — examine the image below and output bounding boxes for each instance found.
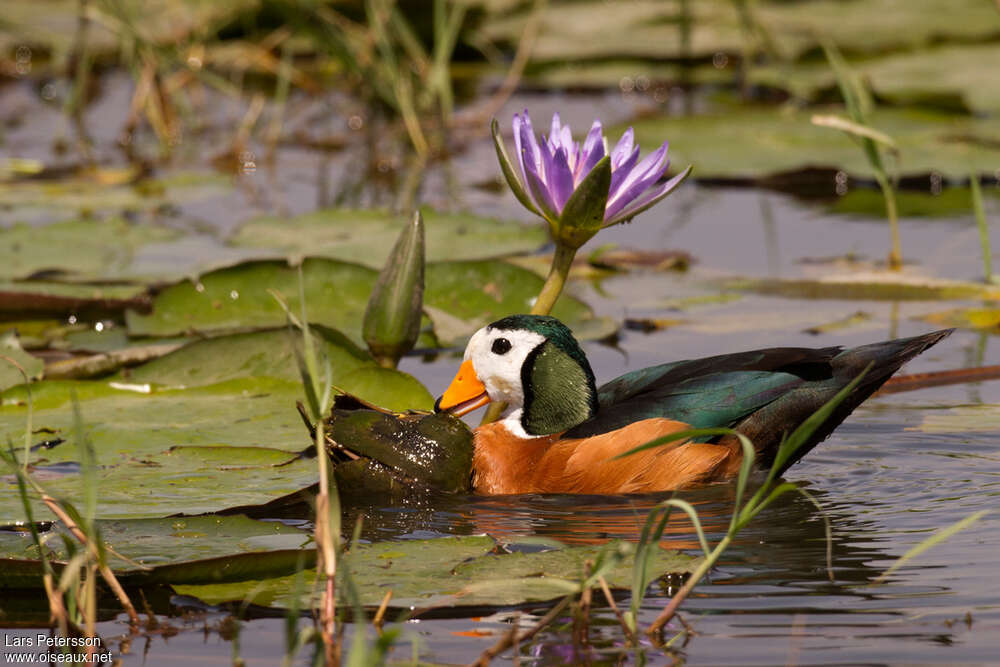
[174,535,700,611]
[0,172,228,225]
[0,281,150,320]
[479,0,998,70]
[919,307,1000,332]
[229,207,547,268]
[0,218,180,282]
[424,260,615,344]
[752,43,1000,115]
[116,328,371,389]
[127,257,612,345]
[828,187,997,219]
[0,332,43,391]
[0,379,315,520]
[625,107,1000,182]
[0,515,312,587]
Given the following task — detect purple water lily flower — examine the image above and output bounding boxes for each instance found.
[493,111,690,245]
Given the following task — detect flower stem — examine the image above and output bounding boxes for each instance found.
[480,242,578,425]
[875,171,902,271]
[531,242,577,316]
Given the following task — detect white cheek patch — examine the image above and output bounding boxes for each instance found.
[464,326,546,409]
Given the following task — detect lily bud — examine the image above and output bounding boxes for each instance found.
[363,211,425,368]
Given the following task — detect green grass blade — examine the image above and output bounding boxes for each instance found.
[728,434,756,534]
[971,172,995,283]
[661,499,711,558]
[871,510,991,586]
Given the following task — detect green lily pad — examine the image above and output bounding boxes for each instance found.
[0,326,438,520]
[828,187,998,219]
[0,218,178,281]
[0,281,150,320]
[125,258,375,340]
[752,43,1000,115]
[0,378,318,521]
[0,332,44,391]
[113,327,434,410]
[918,307,1000,332]
[0,172,229,225]
[0,515,312,588]
[116,328,371,389]
[625,106,1000,182]
[0,1,256,72]
[230,207,548,268]
[126,257,611,345]
[424,260,613,344]
[175,535,700,610]
[480,0,999,66]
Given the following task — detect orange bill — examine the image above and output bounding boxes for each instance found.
[435,359,490,415]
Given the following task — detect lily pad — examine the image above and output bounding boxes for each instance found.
[0,515,312,588]
[0,218,178,281]
[0,332,44,391]
[0,1,256,71]
[918,307,1000,332]
[230,207,548,268]
[0,378,318,521]
[424,260,611,344]
[116,328,371,389]
[174,535,700,611]
[0,281,150,319]
[828,187,998,219]
[126,257,611,344]
[0,172,229,225]
[624,106,1000,182]
[113,327,435,410]
[479,0,999,65]
[751,43,1000,115]
[125,258,375,340]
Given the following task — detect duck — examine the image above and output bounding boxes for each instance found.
[434,314,951,495]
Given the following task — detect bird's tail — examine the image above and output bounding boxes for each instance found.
[739,329,953,475]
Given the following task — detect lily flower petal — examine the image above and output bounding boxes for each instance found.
[547,146,576,213]
[606,166,692,226]
[523,156,561,222]
[576,120,606,184]
[605,142,669,220]
[609,127,635,169]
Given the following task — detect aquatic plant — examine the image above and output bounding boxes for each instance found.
[971,174,997,284]
[813,40,902,270]
[363,212,425,368]
[496,111,691,255]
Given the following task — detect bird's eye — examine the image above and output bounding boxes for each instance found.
[491,337,512,355]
